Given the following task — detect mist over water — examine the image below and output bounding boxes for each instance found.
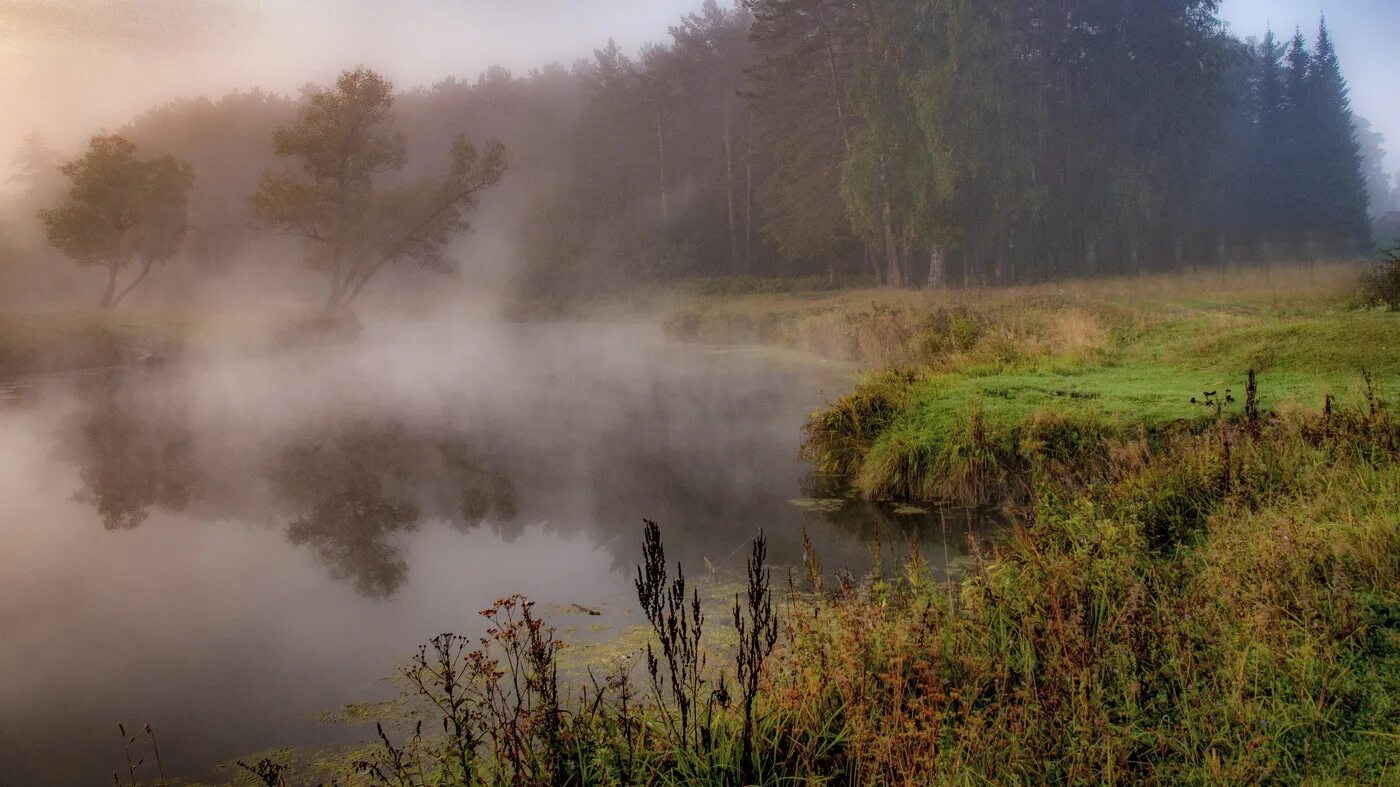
[10,1,1379,780]
[0,321,989,784]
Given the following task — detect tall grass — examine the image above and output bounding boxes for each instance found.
[662,261,1366,365]
[168,387,1399,785]
[795,267,1399,505]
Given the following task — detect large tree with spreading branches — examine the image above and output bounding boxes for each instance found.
[250,67,507,315]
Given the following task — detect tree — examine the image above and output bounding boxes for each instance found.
[40,135,193,308]
[670,1,756,272]
[1355,117,1398,219]
[745,0,863,282]
[124,90,298,271]
[841,0,928,288]
[250,67,507,315]
[8,133,65,209]
[1308,17,1371,252]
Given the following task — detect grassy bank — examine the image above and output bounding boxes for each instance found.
[90,262,1398,784]
[682,262,1400,504]
[198,395,1398,785]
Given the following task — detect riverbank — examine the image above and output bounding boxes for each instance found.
[69,263,1398,783]
[255,395,1400,784]
[664,262,1399,505]
[324,262,1398,782]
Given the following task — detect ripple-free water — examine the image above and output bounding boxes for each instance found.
[0,322,993,784]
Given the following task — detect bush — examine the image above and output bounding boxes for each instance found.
[1360,246,1400,309]
[800,369,918,476]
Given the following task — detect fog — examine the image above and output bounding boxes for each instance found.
[0,1,696,154]
[1,321,984,783]
[1,1,1395,782]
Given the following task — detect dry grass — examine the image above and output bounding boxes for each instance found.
[219,396,1400,785]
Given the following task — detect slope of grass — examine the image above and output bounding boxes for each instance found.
[785,265,1400,503]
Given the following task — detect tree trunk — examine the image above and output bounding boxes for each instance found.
[99,264,119,309]
[722,106,740,273]
[323,270,346,317]
[880,199,902,288]
[744,127,753,272]
[816,1,853,157]
[108,259,154,309]
[654,98,670,228]
[926,247,945,289]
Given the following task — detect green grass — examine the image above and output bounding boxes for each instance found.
[783,265,1400,503]
[203,400,1400,785]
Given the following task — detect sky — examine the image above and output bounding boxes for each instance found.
[1221,0,1400,171]
[0,0,1396,170]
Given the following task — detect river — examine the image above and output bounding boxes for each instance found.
[0,321,989,784]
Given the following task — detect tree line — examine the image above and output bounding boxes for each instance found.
[11,1,1385,308]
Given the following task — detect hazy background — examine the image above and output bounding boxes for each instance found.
[2,0,1397,174]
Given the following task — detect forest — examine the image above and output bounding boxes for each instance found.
[2,0,1392,310]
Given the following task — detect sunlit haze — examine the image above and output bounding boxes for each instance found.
[1,2,1397,784]
[2,1,1396,171]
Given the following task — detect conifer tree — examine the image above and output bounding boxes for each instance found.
[1252,31,1287,246]
[1309,17,1372,251]
[1278,28,1317,244]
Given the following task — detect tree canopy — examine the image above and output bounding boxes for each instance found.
[40,134,193,308]
[13,4,1383,305]
[250,67,507,314]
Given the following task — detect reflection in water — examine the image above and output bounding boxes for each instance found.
[67,375,519,597]
[6,324,1004,785]
[273,421,516,597]
[69,373,200,530]
[58,340,986,598]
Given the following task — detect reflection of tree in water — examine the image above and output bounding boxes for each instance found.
[70,373,200,530]
[66,372,516,597]
[272,421,516,598]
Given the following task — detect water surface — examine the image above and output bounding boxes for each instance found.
[0,322,989,784]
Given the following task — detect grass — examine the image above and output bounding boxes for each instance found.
[151,393,1399,785]
[776,262,1400,503]
[94,260,1399,784]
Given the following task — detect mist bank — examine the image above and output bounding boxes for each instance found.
[2,1,1397,319]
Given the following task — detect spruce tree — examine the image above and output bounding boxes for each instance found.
[1278,28,1316,247]
[1309,17,1372,252]
[1253,31,1286,246]
[744,0,863,281]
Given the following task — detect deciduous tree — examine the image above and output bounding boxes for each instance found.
[250,67,507,315]
[40,135,193,308]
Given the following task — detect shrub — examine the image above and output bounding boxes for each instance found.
[800,368,919,476]
[1360,246,1400,309]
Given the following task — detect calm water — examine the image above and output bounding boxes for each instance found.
[0,322,989,785]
